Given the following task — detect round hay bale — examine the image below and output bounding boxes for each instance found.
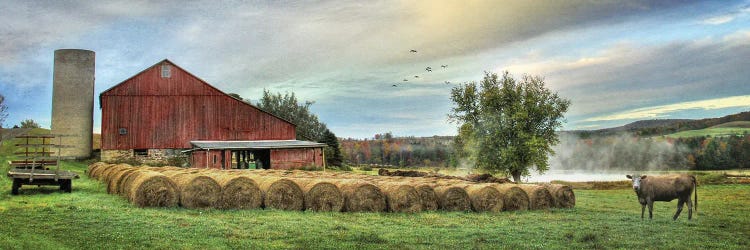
[335,180,386,212]
[119,169,142,197]
[494,184,529,211]
[171,174,222,209]
[434,185,471,211]
[108,168,138,194]
[257,177,304,211]
[518,185,554,210]
[293,179,344,212]
[144,166,183,172]
[463,184,503,212]
[97,164,120,182]
[87,162,108,177]
[379,183,422,213]
[414,184,439,211]
[127,170,179,207]
[102,164,133,186]
[161,170,194,180]
[213,174,263,209]
[90,163,112,180]
[543,184,575,208]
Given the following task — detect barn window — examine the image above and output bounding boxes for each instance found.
[118,128,127,135]
[134,149,148,157]
[161,64,171,78]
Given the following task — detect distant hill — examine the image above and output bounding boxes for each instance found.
[574,111,750,137]
[711,121,750,128]
[599,119,693,132]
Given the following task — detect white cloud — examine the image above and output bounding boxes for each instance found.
[583,95,750,122]
[701,3,750,25]
[702,15,736,25]
[0,1,165,65]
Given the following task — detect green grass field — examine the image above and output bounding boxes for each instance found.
[711,121,750,128]
[666,121,750,138]
[1,139,749,249]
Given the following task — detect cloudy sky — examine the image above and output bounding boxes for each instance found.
[1,0,749,139]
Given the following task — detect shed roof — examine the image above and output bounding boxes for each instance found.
[190,140,326,150]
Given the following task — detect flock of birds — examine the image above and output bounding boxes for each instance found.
[392,49,451,87]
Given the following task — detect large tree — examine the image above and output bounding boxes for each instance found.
[256,89,342,166]
[449,71,570,182]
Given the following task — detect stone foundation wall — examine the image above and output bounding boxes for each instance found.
[101,149,189,166]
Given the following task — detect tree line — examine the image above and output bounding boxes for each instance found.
[340,133,455,168]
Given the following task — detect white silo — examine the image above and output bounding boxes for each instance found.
[50,49,95,159]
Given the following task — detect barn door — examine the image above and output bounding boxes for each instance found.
[252,150,271,169]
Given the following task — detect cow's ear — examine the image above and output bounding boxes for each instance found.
[626,175,632,179]
[641,175,647,179]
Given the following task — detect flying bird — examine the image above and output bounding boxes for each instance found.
[392,84,398,87]
[410,49,417,53]
[441,65,447,68]
[445,81,451,84]
[403,79,409,82]
[425,67,432,72]
[414,75,419,78]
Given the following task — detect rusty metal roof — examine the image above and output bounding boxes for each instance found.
[190,140,326,150]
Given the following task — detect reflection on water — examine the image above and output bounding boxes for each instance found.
[525,170,633,182]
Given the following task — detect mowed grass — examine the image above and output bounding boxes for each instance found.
[1,139,749,249]
[666,122,750,138]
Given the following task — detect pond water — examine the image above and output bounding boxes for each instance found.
[524,170,633,182]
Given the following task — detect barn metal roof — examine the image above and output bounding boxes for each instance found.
[190,140,326,150]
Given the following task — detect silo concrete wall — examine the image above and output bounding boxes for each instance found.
[51,49,95,158]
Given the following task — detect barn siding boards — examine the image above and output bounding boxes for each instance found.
[191,150,231,169]
[271,148,324,170]
[100,60,295,150]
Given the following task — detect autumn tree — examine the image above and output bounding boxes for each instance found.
[449,71,570,182]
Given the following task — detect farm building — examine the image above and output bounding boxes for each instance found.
[99,59,325,169]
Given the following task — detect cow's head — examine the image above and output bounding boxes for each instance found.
[626,175,647,191]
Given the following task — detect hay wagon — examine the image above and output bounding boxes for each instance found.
[7,134,79,195]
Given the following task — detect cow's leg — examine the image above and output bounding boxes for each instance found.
[673,199,684,221]
[647,200,654,220]
[687,196,693,220]
[641,202,647,219]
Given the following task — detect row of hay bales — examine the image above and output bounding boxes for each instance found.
[87,162,575,212]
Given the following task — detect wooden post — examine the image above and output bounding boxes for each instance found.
[205,149,209,169]
[221,150,226,170]
[322,147,326,172]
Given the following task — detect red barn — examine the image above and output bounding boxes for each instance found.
[99,59,325,169]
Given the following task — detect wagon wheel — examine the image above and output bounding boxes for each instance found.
[11,178,21,195]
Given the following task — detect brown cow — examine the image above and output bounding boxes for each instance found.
[626,174,697,220]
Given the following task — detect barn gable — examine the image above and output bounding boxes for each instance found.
[100,59,297,150]
[100,60,225,97]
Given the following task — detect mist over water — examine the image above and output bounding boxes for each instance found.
[532,132,691,182]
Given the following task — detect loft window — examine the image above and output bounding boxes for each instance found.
[161,64,171,78]
[134,149,148,157]
[119,128,127,135]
